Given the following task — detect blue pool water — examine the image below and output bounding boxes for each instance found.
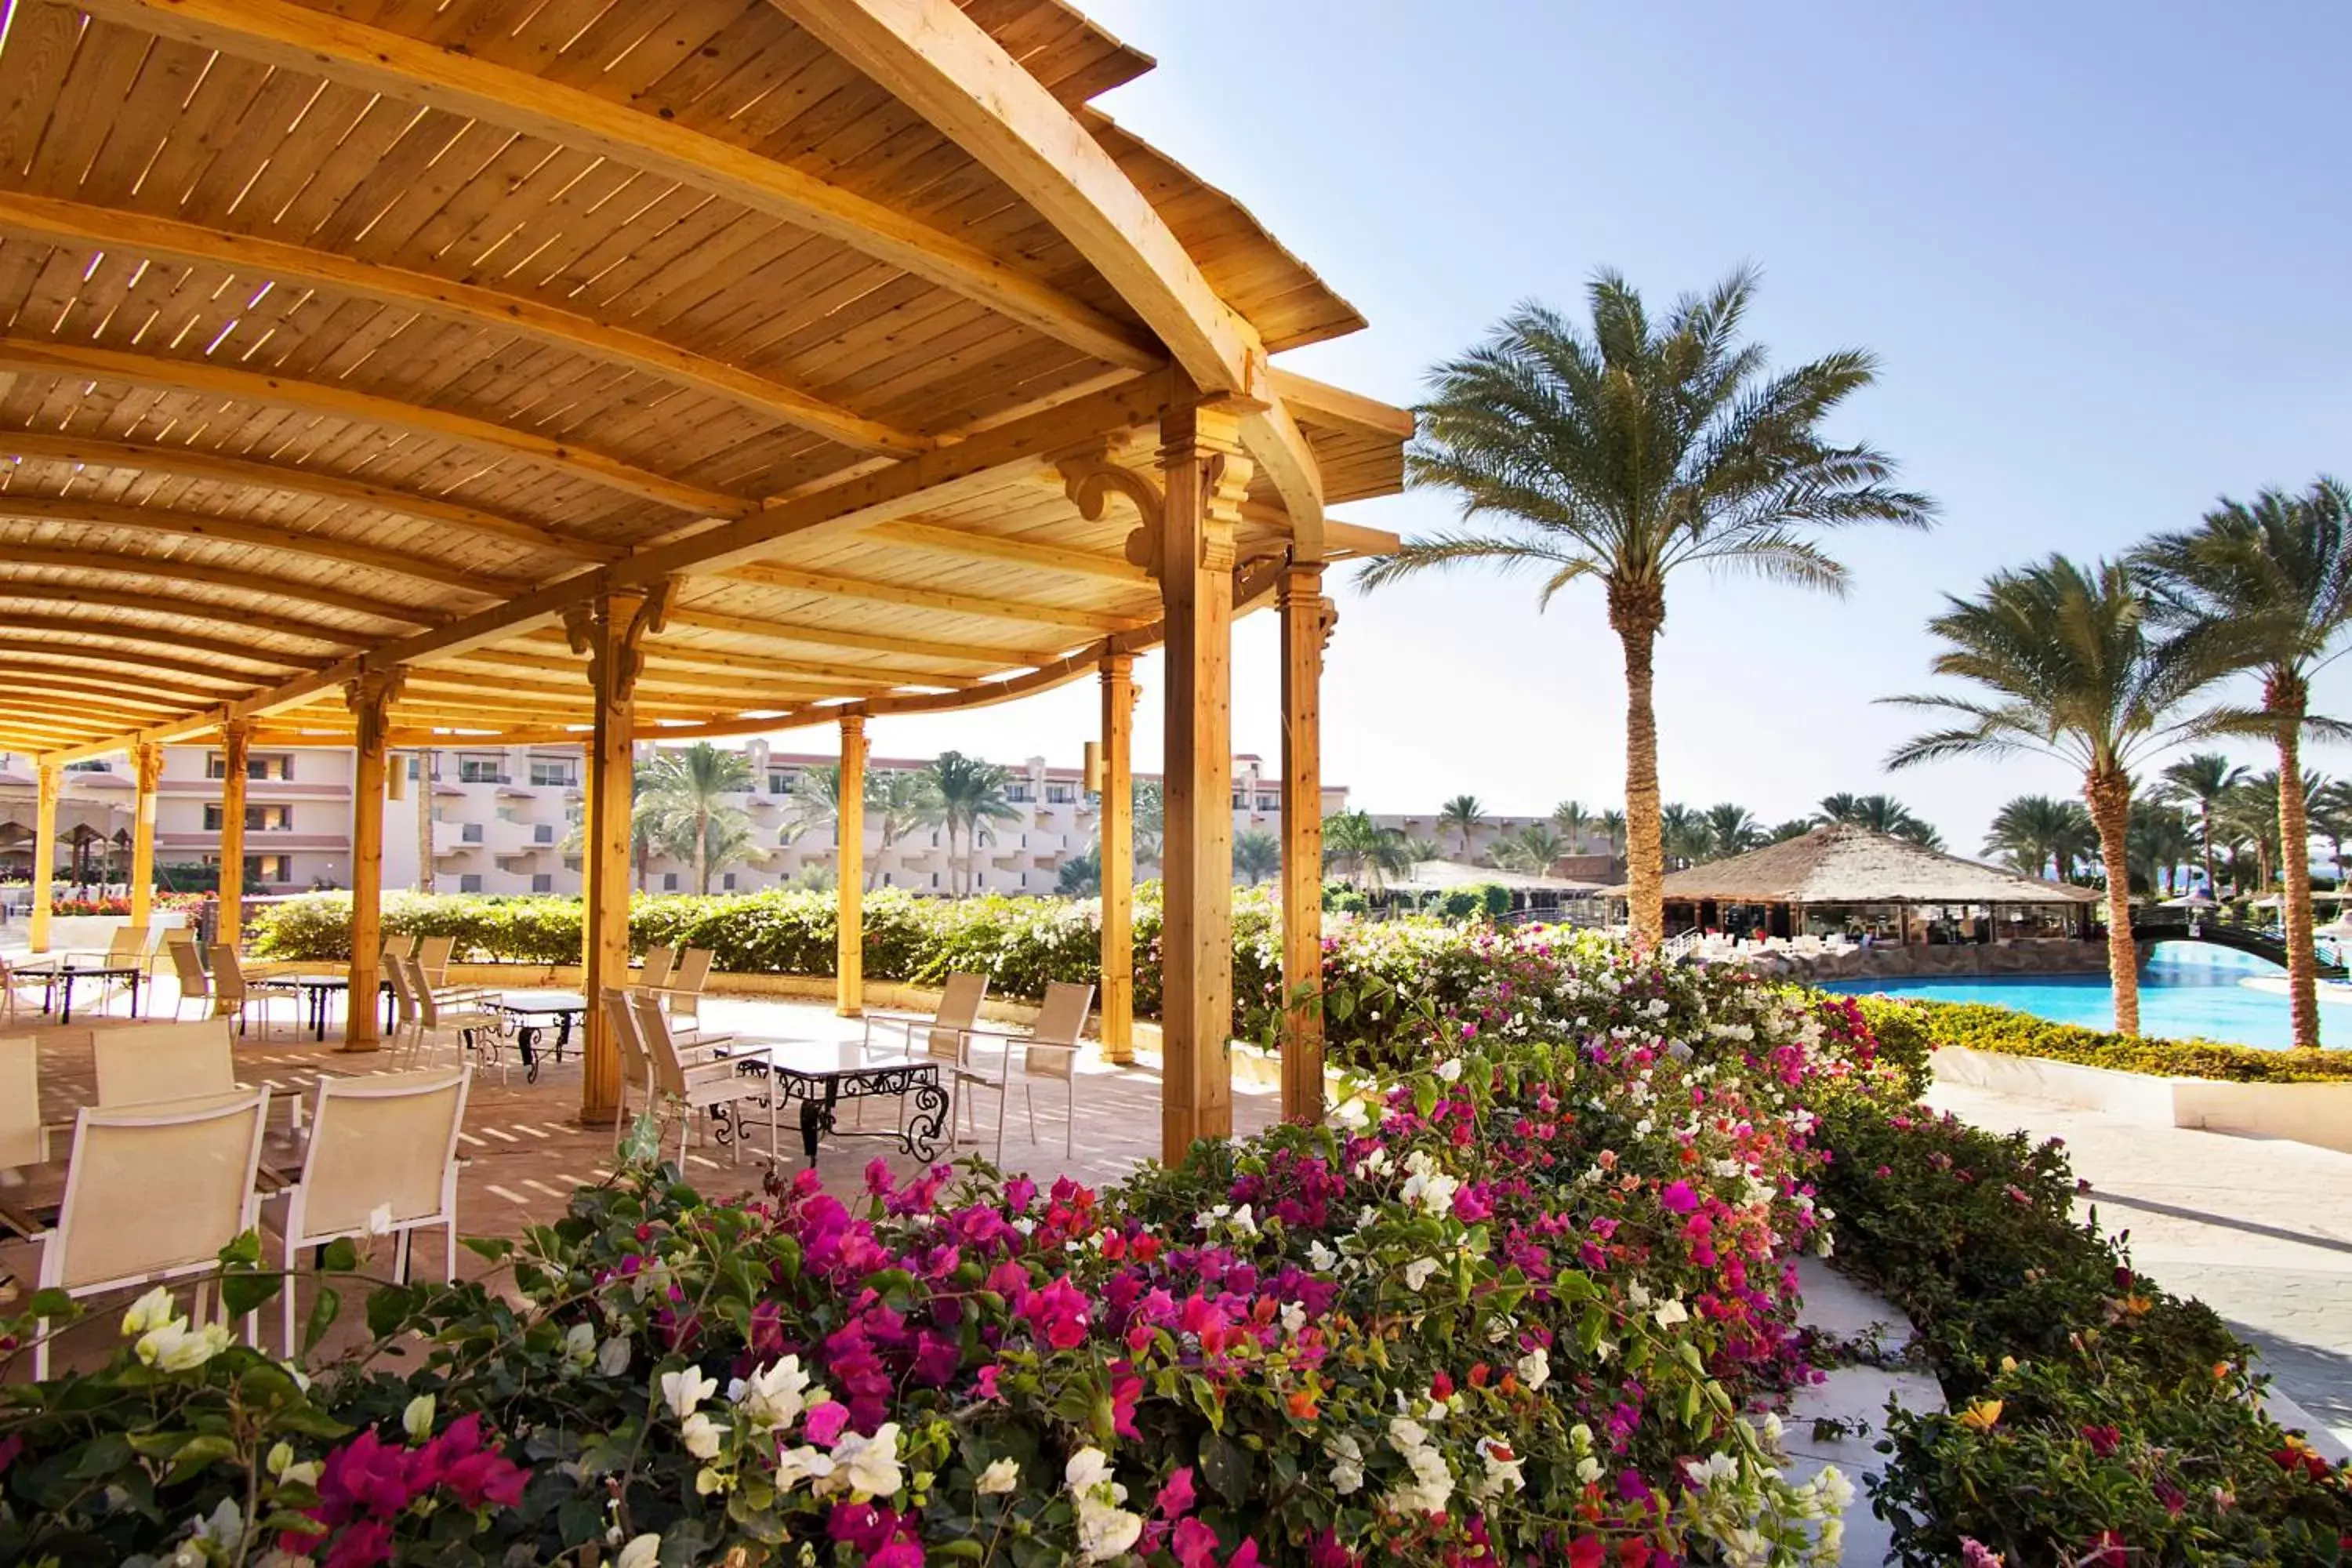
[1819,942,2340,1050]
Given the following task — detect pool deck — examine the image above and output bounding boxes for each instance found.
[1928,1078,2352,1450]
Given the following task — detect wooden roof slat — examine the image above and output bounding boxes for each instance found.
[720,559,1143,631]
[0,581,373,648]
[0,637,259,689]
[78,0,1161,373]
[0,614,326,673]
[662,607,1061,668]
[858,515,1150,583]
[0,339,748,518]
[0,543,444,625]
[0,663,231,707]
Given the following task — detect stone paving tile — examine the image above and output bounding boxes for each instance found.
[0,981,1276,1374]
[1927,1080,2352,1450]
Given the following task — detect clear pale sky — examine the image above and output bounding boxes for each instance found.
[800,2,2352,852]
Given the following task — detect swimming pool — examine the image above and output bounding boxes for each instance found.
[1817,942,2344,1050]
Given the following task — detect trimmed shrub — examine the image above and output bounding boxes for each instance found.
[1850,996,2352,1083]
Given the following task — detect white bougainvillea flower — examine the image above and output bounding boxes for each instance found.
[563,1322,597,1367]
[615,1534,661,1568]
[728,1356,818,1431]
[976,1457,1020,1494]
[679,1411,723,1461]
[597,1336,632,1378]
[403,1394,437,1442]
[1653,1298,1690,1328]
[774,1445,835,1492]
[1327,1434,1364,1495]
[1472,1436,1526,1498]
[135,1318,231,1373]
[122,1286,176,1337]
[1515,1346,1550,1392]
[1436,1058,1462,1083]
[831,1422,906,1499]
[660,1367,717,1421]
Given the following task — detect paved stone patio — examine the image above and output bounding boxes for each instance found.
[1927,1079,2352,1450]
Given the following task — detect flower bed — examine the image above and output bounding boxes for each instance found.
[1850,996,2352,1083]
[0,952,1867,1567]
[1815,1094,2352,1564]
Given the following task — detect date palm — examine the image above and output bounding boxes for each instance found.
[1323,811,1414,893]
[1702,803,1760,859]
[1886,556,2227,1034]
[2311,779,2352,888]
[1232,828,1282,886]
[1436,794,1486,859]
[1495,822,1569,874]
[2136,479,2352,1047]
[1814,792,1930,839]
[638,742,759,896]
[1981,794,2096,881]
[1596,809,1628,861]
[2154,751,2249,898]
[1552,799,1590,853]
[919,752,1022,897]
[1058,844,1102,898]
[1766,818,1815,844]
[1361,268,1933,941]
[1658,803,1706,869]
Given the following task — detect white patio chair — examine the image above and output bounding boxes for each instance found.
[0,1036,46,1167]
[208,946,296,1040]
[394,954,508,1083]
[269,1065,469,1353]
[93,1019,238,1109]
[639,945,677,993]
[858,972,989,1133]
[414,934,453,987]
[30,1088,270,1377]
[627,991,768,1167]
[168,939,214,1022]
[643,947,715,1040]
[0,955,49,1029]
[957,982,1095,1164]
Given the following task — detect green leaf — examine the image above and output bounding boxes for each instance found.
[1199,1432,1253,1504]
[365,1283,419,1339]
[67,1431,135,1479]
[303,1287,342,1356]
[459,1236,513,1264]
[165,1433,241,1482]
[220,1269,279,1318]
[321,1237,361,1272]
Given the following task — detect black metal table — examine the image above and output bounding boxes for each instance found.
[20,960,142,1025]
[494,989,586,1082]
[729,1040,949,1166]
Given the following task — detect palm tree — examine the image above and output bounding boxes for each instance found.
[1436,795,1486,859]
[1658,803,1705,869]
[2129,800,2198,897]
[1361,269,1934,942]
[1701,803,1760,859]
[2217,775,2284,896]
[1814,792,1933,839]
[1893,818,1946,851]
[1233,829,1282,886]
[919,752,1022,897]
[778,764,849,846]
[1886,555,2227,1034]
[2153,752,2247,898]
[2136,479,2352,1048]
[1323,811,1414,892]
[637,743,758,896]
[1494,822,1569,874]
[1058,844,1102,898]
[1981,795,2096,880]
[1596,809,1628,862]
[869,770,938,888]
[2311,779,2352,889]
[1552,799,1590,854]
[1131,779,1165,873]
[1766,818,1815,844]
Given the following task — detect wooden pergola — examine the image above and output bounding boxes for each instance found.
[0,0,1408,1160]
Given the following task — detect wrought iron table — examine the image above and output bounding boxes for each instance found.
[727,1040,949,1167]
[492,989,586,1082]
[17,960,143,1025]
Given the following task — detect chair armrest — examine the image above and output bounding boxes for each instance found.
[956,1025,1031,1049]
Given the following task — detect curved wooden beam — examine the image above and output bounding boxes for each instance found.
[661,607,1063,668]
[1,691,187,728]
[861,517,1153,584]
[0,582,369,648]
[722,561,1145,632]
[0,192,927,459]
[0,637,256,688]
[0,339,746,518]
[0,430,614,564]
[772,0,1327,546]
[0,544,441,625]
[0,663,225,706]
[79,0,1159,375]
[0,613,328,672]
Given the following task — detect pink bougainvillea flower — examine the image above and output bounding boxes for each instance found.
[1657,1181,1699,1215]
[805,1401,851,1446]
[1172,1517,1223,1568]
[1155,1465,1198,1519]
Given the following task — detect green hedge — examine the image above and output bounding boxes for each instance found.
[1848,995,2352,1082]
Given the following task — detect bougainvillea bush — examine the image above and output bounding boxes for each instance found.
[0,956,1874,1567]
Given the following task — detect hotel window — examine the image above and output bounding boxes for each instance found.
[244,854,292,883]
[459,873,483,893]
[1257,793,1279,811]
[212,753,294,780]
[457,757,505,783]
[528,758,575,787]
[1006,782,1033,802]
[531,873,554,893]
[1046,782,1076,804]
[768,769,797,794]
[662,873,679,891]
[723,872,738,891]
[205,804,291,832]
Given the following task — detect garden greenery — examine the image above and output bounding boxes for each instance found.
[1853,995,2352,1083]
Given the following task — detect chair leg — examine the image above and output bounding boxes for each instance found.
[1065,1081,1075,1160]
[993,1077,1010,1167]
[1025,1083,1037,1143]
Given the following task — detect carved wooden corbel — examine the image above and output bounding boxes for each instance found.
[1059,452,1167,579]
[565,580,676,705]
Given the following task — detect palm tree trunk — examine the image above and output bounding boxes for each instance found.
[2272,681,2321,1047]
[693,807,710,896]
[2199,809,2216,898]
[1610,583,1668,944]
[2085,768,2140,1035]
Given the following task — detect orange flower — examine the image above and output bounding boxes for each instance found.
[1286,1388,1319,1421]
[1958,1400,2004,1432]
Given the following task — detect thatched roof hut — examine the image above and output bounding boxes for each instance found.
[1650,824,2098,907]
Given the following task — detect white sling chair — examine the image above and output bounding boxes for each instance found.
[957,982,1095,1163]
[271,1066,470,1354]
[32,1089,270,1377]
[627,991,770,1168]
[93,1019,238,1109]
[858,972,989,1134]
[0,1036,46,1167]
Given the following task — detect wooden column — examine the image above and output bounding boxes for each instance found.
[28,760,58,953]
[1156,398,1253,1163]
[568,586,670,1122]
[342,672,402,1051]
[1098,654,1136,1063]
[836,713,867,1016]
[129,742,162,931]
[217,720,250,953]
[577,744,596,972]
[1279,564,1336,1123]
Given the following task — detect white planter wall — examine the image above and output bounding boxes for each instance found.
[1932,1047,2352,1157]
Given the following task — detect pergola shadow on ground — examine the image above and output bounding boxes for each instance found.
[0,0,1414,1158]
[2,987,1279,1374]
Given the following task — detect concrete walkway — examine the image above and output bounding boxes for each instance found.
[1928,1080,2352,1450]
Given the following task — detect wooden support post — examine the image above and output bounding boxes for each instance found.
[577,744,596,973]
[28,760,57,953]
[1279,564,1336,1123]
[1098,654,1136,1063]
[837,714,867,1016]
[217,720,250,953]
[342,672,403,1050]
[567,585,673,1121]
[1155,398,1252,1163]
[129,742,162,932]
